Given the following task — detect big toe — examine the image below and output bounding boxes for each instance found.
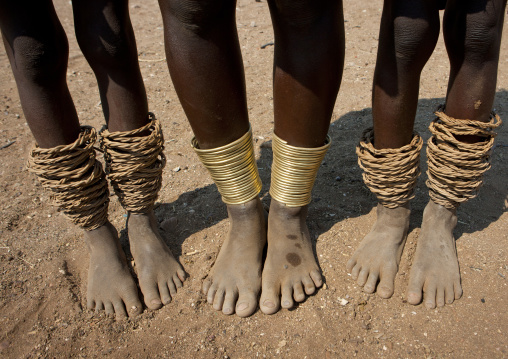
[260,284,280,315]
[236,291,258,317]
[140,281,163,310]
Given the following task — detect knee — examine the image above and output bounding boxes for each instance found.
[393,16,438,68]
[162,0,236,34]
[10,35,68,85]
[75,19,134,68]
[270,0,336,29]
[445,5,504,63]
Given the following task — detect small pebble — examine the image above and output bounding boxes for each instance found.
[173,166,181,172]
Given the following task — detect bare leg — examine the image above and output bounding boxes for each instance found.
[158,0,265,317]
[73,0,186,310]
[407,0,507,308]
[347,0,440,298]
[259,0,345,314]
[0,0,142,318]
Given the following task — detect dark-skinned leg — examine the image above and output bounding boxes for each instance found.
[73,0,186,311]
[158,0,266,317]
[259,0,345,314]
[408,0,507,309]
[0,0,142,318]
[347,0,440,298]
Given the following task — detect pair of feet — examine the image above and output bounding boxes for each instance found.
[84,211,186,318]
[347,200,463,309]
[202,198,323,317]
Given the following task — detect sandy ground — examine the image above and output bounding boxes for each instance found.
[1,1,507,358]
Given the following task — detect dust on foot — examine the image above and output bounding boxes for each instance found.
[202,198,266,317]
[84,222,142,319]
[407,200,462,308]
[347,204,410,298]
[128,211,186,310]
[260,200,322,315]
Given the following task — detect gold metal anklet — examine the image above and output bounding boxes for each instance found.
[191,126,262,205]
[269,132,330,207]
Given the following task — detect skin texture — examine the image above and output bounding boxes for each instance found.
[158,0,344,316]
[0,0,184,317]
[349,0,506,306]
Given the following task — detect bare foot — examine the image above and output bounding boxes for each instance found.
[84,222,143,319]
[127,211,186,310]
[260,200,322,315]
[407,200,462,308]
[202,198,266,317]
[347,203,410,298]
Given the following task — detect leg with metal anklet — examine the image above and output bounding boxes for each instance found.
[100,115,186,310]
[192,126,266,317]
[260,134,331,314]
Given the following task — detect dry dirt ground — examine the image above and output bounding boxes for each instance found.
[1,1,507,358]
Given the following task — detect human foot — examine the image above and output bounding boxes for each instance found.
[347,203,410,298]
[127,211,186,310]
[84,222,143,318]
[407,201,462,308]
[260,200,322,314]
[202,198,266,317]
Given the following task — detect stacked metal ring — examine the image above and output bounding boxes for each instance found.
[270,133,331,207]
[191,126,262,205]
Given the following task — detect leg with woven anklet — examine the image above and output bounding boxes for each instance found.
[101,118,186,310]
[349,129,423,298]
[347,0,440,298]
[407,0,506,308]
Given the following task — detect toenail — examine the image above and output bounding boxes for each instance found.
[283,300,290,307]
[151,299,161,305]
[263,300,274,308]
[130,306,138,311]
[237,302,248,311]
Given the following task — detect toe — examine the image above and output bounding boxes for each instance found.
[436,287,445,307]
[202,279,212,295]
[346,257,357,272]
[105,302,115,315]
[363,272,379,294]
[260,281,280,315]
[212,288,225,311]
[281,283,294,309]
[445,284,455,304]
[123,291,142,317]
[310,269,322,287]
[377,264,397,298]
[173,275,183,288]
[159,282,172,305]
[236,290,258,318]
[112,299,128,318]
[357,268,369,287]
[302,275,316,295]
[424,283,437,309]
[87,298,95,311]
[351,264,361,280]
[222,289,238,315]
[95,301,104,312]
[142,282,163,310]
[177,268,186,282]
[168,280,177,298]
[407,272,425,305]
[454,280,462,300]
[293,282,305,302]
[207,283,217,304]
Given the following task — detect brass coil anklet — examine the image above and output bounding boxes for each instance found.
[269,132,331,207]
[100,113,166,213]
[426,108,502,209]
[357,128,423,209]
[27,126,109,231]
[191,126,262,205]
